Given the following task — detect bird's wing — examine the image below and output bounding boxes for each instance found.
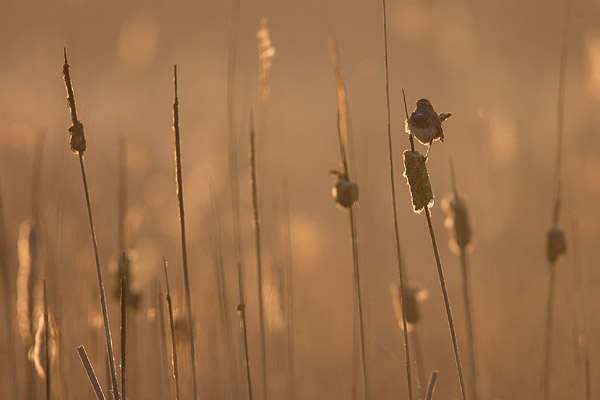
[410,111,429,126]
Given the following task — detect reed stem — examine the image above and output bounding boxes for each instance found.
[163,258,181,400]
[459,248,478,400]
[425,371,439,400]
[424,207,467,399]
[381,1,413,397]
[171,65,200,400]
[282,179,296,400]
[77,345,107,400]
[541,262,557,400]
[349,207,369,399]
[237,261,254,400]
[62,49,120,400]
[249,109,268,400]
[119,253,127,400]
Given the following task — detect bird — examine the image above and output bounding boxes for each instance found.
[405,98,452,156]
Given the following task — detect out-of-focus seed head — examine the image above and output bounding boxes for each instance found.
[546,227,566,264]
[441,193,472,254]
[389,282,428,332]
[403,150,434,213]
[68,121,86,154]
[329,170,358,208]
[17,219,42,345]
[110,249,143,312]
[28,314,57,380]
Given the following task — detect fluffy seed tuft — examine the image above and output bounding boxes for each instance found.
[441,193,472,254]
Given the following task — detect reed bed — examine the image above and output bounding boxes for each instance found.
[0,4,597,399]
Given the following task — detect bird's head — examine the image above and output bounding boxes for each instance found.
[416,98,434,110]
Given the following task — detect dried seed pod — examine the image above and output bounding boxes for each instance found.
[390,283,428,332]
[546,227,566,264]
[17,219,42,345]
[110,249,143,312]
[68,121,86,154]
[403,150,433,213]
[29,314,57,380]
[441,193,472,254]
[330,170,358,208]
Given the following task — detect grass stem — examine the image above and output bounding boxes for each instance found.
[171,65,200,400]
[424,207,467,399]
[381,1,414,397]
[163,258,181,400]
[459,248,478,400]
[249,108,268,400]
[425,370,439,400]
[77,345,107,400]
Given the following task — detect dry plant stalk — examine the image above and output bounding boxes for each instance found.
[119,253,127,400]
[282,179,296,400]
[163,258,181,400]
[249,107,269,400]
[62,49,120,400]
[208,178,237,398]
[226,0,254,396]
[170,65,200,400]
[402,94,466,399]
[380,3,414,396]
[0,184,19,399]
[442,162,478,400]
[390,283,428,395]
[77,345,107,400]
[425,370,439,400]
[328,39,369,400]
[542,1,570,398]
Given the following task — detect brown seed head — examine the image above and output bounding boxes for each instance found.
[441,193,472,254]
[403,150,433,213]
[68,121,86,154]
[546,227,566,264]
[390,283,428,332]
[29,314,57,380]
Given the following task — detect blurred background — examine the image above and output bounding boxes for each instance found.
[1,0,599,398]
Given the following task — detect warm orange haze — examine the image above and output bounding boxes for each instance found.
[0,0,599,399]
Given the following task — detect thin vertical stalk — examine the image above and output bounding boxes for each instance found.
[381,0,413,398]
[117,138,127,256]
[411,328,426,398]
[541,262,557,400]
[208,179,236,399]
[237,261,254,400]
[425,371,439,400]
[62,49,120,400]
[0,183,19,399]
[349,207,368,400]
[459,248,478,400]
[227,1,253,396]
[119,253,127,400]
[249,109,268,400]
[77,346,107,400]
[43,280,50,400]
[424,208,467,399]
[163,258,181,400]
[282,179,296,400]
[156,281,172,399]
[171,65,200,400]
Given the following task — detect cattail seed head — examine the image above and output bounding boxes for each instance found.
[441,193,472,254]
[173,309,190,347]
[390,283,428,332]
[17,219,42,345]
[110,249,142,311]
[403,150,434,213]
[68,121,86,154]
[28,314,57,380]
[546,227,566,264]
[330,170,358,208]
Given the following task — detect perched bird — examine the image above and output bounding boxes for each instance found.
[405,98,452,155]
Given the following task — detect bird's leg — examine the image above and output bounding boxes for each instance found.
[425,143,432,159]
